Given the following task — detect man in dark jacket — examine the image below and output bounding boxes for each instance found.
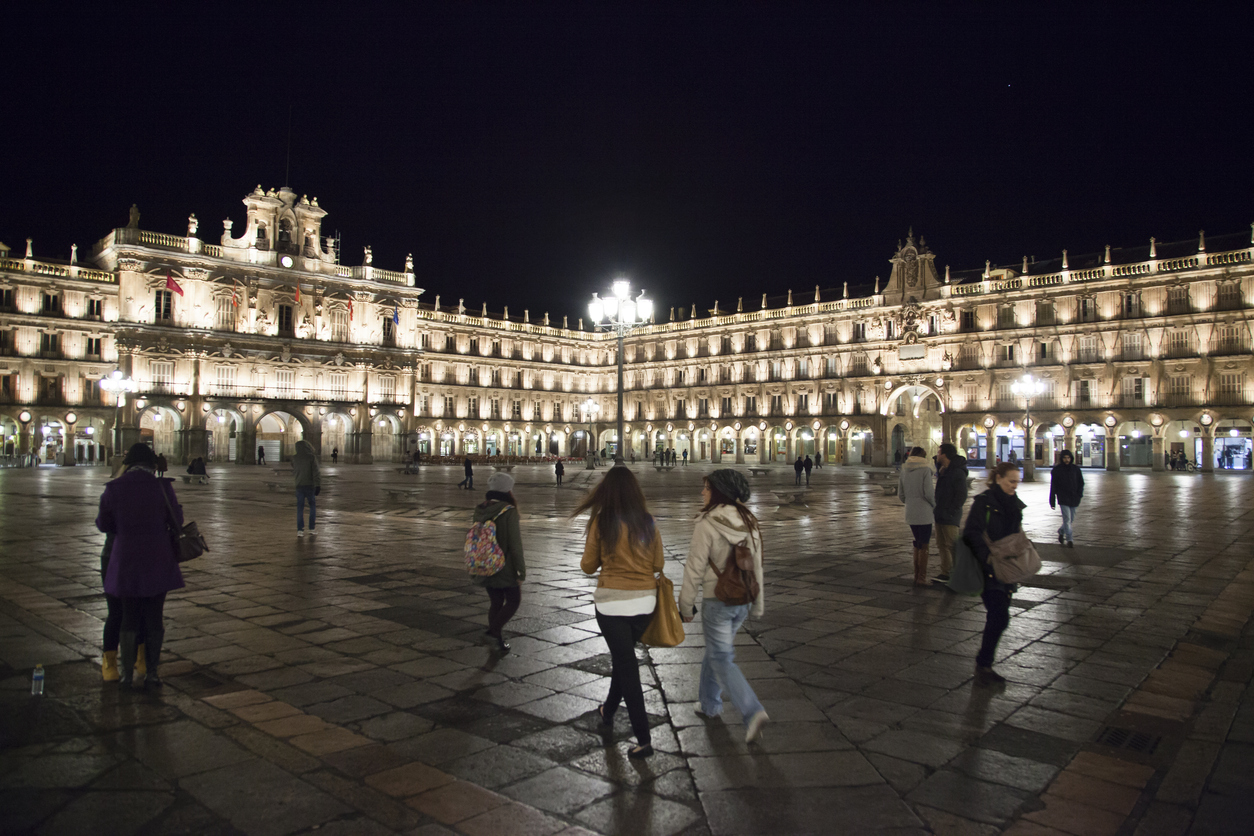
[1049,449,1084,547]
[793,456,804,485]
[933,443,968,581]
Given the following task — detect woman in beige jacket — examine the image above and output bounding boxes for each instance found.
[577,467,665,759]
[678,469,769,743]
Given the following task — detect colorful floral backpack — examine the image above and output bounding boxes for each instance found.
[464,506,512,576]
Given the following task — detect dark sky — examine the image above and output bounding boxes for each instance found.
[4,3,1250,324]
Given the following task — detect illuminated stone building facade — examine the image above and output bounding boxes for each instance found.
[2,187,1251,472]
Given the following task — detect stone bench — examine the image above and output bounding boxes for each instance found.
[747,467,771,476]
[181,474,210,485]
[771,489,807,505]
[383,488,424,502]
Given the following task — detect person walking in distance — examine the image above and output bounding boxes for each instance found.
[932,442,969,582]
[815,451,822,469]
[331,447,338,465]
[576,467,665,759]
[898,446,936,586]
[793,455,804,485]
[155,453,168,477]
[475,473,525,653]
[292,439,320,537]
[95,444,184,689]
[682,448,688,466]
[679,470,769,743]
[554,458,564,486]
[257,445,266,466]
[1049,449,1083,547]
[802,454,813,486]
[458,456,474,490]
[964,462,1024,685]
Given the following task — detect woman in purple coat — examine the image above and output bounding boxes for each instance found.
[96,443,185,688]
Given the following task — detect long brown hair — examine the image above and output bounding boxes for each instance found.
[701,478,760,538]
[572,466,655,549]
[987,461,1020,487]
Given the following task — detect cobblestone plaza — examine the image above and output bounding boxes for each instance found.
[1,462,1251,835]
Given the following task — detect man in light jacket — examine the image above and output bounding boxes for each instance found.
[898,446,936,586]
[292,439,321,537]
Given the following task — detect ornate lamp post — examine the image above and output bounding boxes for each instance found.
[581,397,599,470]
[99,369,137,460]
[1011,373,1045,481]
[588,279,653,465]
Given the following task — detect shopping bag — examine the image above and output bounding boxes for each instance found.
[640,572,685,648]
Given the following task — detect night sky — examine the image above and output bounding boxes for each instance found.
[4,4,1250,324]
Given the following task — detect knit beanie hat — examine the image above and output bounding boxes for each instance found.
[122,443,158,468]
[706,469,750,503]
[487,472,515,494]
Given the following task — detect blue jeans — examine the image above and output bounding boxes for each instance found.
[1058,505,1077,541]
[699,599,764,723]
[296,486,317,531]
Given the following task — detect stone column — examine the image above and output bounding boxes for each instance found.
[237,423,257,465]
[985,427,996,469]
[18,421,32,456]
[180,427,207,465]
[1042,431,1055,467]
[1201,432,1214,474]
[355,404,374,464]
[1106,431,1120,471]
[1151,434,1165,471]
[1023,428,1037,482]
[735,436,745,464]
[60,416,77,466]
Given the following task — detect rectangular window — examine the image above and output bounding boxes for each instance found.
[797,358,808,378]
[884,320,896,340]
[83,376,102,405]
[87,298,103,319]
[511,400,522,419]
[1035,300,1054,326]
[960,310,975,332]
[39,375,62,402]
[466,395,478,417]
[490,398,501,419]
[1077,335,1099,363]
[1002,344,1016,364]
[770,394,783,415]
[216,297,235,330]
[675,399,685,418]
[420,395,430,416]
[275,369,295,394]
[721,397,733,415]
[155,290,173,322]
[1218,283,1242,310]
[533,400,542,420]
[962,382,978,409]
[329,309,348,341]
[382,315,395,346]
[823,392,838,412]
[1075,379,1092,406]
[552,402,562,421]
[849,353,869,375]
[329,372,348,399]
[444,395,455,416]
[853,322,867,341]
[40,332,60,355]
[1037,341,1051,362]
[1218,373,1243,403]
[1121,376,1145,405]
[1168,286,1191,314]
[215,366,236,395]
[745,334,757,351]
[278,304,294,335]
[375,376,394,402]
[998,306,1016,329]
[0,288,14,310]
[698,398,709,418]
[698,367,707,383]
[445,334,455,351]
[1080,297,1097,323]
[1122,333,1144,360]
[746,395,757,414]
[86,337,102,356]
[1122,293,1140,318]
[1168,328,1191,357]
[797,393,809,412]
[42,292,61,314]
[770,361,782,381]
[151,361,174,389]
[826,356,838,376]
[469,338,479,355]
[721,336,733,354]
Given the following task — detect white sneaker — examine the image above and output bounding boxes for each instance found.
[745,710,769,743]
[308,529,317,537]
[297,530,305,537]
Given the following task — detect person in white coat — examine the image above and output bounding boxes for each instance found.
[679,469,769,743]
[898,445,936,586]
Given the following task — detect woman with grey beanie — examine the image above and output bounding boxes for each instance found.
[678,469,769,743]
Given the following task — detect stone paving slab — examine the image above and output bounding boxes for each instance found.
[1,462,1253,834]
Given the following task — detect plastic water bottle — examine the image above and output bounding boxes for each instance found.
[31,664,45,696]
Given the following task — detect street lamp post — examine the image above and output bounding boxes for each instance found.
[1011,373,1045,481]
[581,397,599,470]
[588,279,653,465]
[99,369,137,461]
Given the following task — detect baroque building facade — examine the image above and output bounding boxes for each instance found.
[1,186,1251,472]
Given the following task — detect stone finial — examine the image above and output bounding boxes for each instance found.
[563,315,568,329]
[1062,249,1069,269]
[1104,245,1111,264]
[363,245,373,265]
[815,285,820,302]
[1150,237,1157,258]
[224,218,234,232]
[70,244,78,264]
[787,289,793,306]
[504,305,509,319]
[1198,230,1206,252]
[127,204,140,228]
[434,295,440,311]
[713,300,719,315]
[578,317,583,330]
[544,312,550,325]
[944,266,950,284]
[984,260,991,279]
[690,304,696,319]
[874,276,880,294]
[671,306,677,321]
[405,253,414,273]
[458,298,465,315]
[187,214,198,236]
[843,281,848,297]
[524,309,529,323]
[761,294,767,309]
[737,297,743,312]
[1022,256,1028,275]
[25,238,32,258]
[481,303,487,317]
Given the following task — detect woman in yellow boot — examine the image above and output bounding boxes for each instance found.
[98,475,148,682]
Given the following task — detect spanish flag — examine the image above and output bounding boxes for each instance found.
[165,273,184,297]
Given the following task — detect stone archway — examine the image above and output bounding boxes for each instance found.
[206,407,246,462]
[255,410,308,463]
[372,413,402,462]
[136,404,183,458]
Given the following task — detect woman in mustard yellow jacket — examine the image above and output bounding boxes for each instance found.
[576,466,665,759]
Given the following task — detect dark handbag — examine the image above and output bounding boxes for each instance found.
[947,536,983,595]
[160,482,209,563]
[712,540,760,606]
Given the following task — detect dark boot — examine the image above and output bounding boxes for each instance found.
[143,630,164,688]
[118,631,138,688]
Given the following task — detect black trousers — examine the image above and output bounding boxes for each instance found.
[977,588,1011,667]
[486,586,521,637]
[596,609,653,746]
[120,594,166,640]
[103,593,147,651]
